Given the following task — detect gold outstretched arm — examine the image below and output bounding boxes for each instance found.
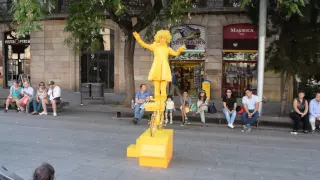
[133,32,154,51]
[168,46,187,57]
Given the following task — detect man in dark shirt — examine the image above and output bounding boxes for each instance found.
[170,70,181,97]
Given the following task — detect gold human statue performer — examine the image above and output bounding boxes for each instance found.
[133,30,186,101]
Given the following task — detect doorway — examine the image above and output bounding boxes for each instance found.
[169,60,205,97]
[80,28,115,91]
[3,30,31,87]
[81,52,114,90]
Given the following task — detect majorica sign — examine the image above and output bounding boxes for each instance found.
[224,24,258,39]
[230,28,254,33]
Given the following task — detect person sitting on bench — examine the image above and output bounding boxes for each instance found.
[241,88,260,132]
[4,80,22,113]
[133,84,150,125]
[17,82,34,113]
[40,81,61,117]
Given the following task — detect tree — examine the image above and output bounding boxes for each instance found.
[242,0,320,115]
[12,0,194,105]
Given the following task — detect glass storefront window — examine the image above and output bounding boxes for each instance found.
[222,61,258,98]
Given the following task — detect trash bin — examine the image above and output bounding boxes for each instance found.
[202,80,211,99]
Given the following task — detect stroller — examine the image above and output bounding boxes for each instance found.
[0,165,23,180]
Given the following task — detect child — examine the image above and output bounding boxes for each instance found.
[165,95,175,124]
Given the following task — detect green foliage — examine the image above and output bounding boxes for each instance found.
[242,0,320,81]
[12,0,55,36]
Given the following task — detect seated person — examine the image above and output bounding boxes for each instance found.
[133,84,150,125]
[222,89,237,129]
[241,88,260,132]
[289,90,309,134]
[40,81,61,117]
[32,82,47,115]
[17,82,34,113]
[5,80,22,112]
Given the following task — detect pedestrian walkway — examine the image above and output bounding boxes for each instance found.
[0,87,291,127]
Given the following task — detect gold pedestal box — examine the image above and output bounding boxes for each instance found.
[127,129,174,168]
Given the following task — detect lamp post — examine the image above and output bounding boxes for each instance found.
[257,0,267,115]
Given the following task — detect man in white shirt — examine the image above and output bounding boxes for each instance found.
[17,82,34,113]
[241,88,260,132]
[40,81,61,117]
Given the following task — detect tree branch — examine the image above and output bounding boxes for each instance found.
[106,8,133,34]
[133,0,163,32]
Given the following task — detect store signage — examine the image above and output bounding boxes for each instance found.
[174,50,205,60]
[171,24,206,50]
[222,52,258,61]
[224,24,258,39]
[4,39,30,44]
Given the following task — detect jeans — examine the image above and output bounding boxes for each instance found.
[199,106,208,123]
[289,112,309,131]
[223,108,237,125]
[134,104,145,121]
[242,110,259,127]
[309,115,320,131]
[32,100,42,112]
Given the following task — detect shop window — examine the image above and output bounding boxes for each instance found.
[222,51,258,98]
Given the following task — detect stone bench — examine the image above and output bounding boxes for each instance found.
[46,101,69,112]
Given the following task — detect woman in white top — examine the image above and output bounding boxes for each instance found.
[196,90,209,126]
[40,81,61,117]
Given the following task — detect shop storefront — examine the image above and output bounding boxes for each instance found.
[169,24,206,97]
[3,30,31,87]
[222,24,258,98]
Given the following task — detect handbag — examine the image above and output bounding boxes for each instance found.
[19,96,29,107]
[207,103,217,114]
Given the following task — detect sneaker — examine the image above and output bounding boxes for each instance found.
[303,130,308,134]
[165,119,168,124]
[290,130,298,135]
[228,124,234,129]
[185,118,191,124]
[53,112,57,117]
[181,122,185,126]
[39,111,48,115]
[4,109,8,113]
[170,120,173,124]
[246,127,252,132]
[242,125,248,132]
[315,128,320,133]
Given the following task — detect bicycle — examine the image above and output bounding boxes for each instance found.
[144,96,166,137]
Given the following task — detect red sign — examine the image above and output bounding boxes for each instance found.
[223,24,258,39]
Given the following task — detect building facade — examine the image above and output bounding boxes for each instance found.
[0,0,284,102]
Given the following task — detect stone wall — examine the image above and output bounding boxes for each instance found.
[30,20,79,91]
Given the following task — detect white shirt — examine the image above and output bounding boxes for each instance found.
[21,87,34,98]
[48,86,61,101]
[166,101,174,110]
[242,95,259,110]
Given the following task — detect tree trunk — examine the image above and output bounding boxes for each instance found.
[123,33,136,105]
[280,72,291,115]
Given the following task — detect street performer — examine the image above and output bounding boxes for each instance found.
[133,30,186,101]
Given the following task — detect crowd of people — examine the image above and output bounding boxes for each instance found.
[4,80,62,116]
[132,81,262,132]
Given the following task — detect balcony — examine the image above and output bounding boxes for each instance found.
[191,0,243,13]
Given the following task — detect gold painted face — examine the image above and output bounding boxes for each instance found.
[159,37,166,44]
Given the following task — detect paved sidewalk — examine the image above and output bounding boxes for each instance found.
[0,111,319,180]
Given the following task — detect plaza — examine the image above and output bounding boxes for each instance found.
[0,109,319,180]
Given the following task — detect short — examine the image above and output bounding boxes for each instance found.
[47,98,61,104]
[166,109,174,113]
